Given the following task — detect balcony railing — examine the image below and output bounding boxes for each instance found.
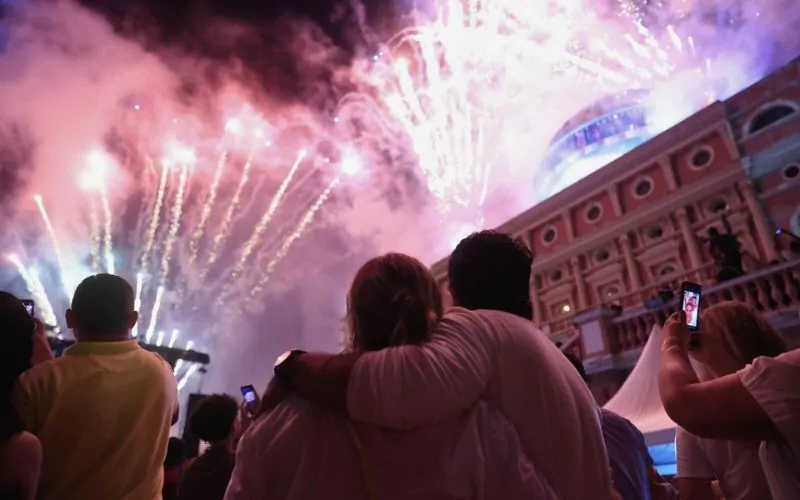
[543,262,718,336]
[607,259,800,353]
[610,262,719,310]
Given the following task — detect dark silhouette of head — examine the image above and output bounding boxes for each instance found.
[190,394,239,444]
[345,253,443,352]
[707,227,720,238]
[0,292,35,425]
[165,437,186,469]
[66,274,138,341]
[448,230,534,320]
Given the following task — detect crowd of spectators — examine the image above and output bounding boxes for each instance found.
[1,230,799,499]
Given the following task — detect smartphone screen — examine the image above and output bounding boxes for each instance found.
[240,385,257,407]
[20,299,34,319]
[681,282,702,331]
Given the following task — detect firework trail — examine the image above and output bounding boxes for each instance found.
[230,149,307,283]
[188,151,228,268]
[28,269,60,332]
[177,363,201,391]
[5,255,59,329]
[131,272,144,338]
[33,195,73,298]
[173,339,194,376]
[89,198,101,271]
[100,185,115,274]
[144,285,165,344]
[6,255,36,297]
[201,153,255,279]
[139,158,169,272]
[168,329,180,348]
[159,153,193,284]
[250,176,341,298]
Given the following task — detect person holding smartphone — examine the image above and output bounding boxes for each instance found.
[0,292,43,500]
[180,394,245,500]
[659,303,800,499]
[670,302,785,500]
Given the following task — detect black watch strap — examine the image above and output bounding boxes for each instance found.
[274,349,306,390]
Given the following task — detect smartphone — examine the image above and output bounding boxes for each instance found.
[240,385,258,410]
[680,282,702,332]
[20,299,34,319]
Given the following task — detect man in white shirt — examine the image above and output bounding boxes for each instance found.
[270,231,611,499]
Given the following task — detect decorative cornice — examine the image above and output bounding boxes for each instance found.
[530,165,745,272]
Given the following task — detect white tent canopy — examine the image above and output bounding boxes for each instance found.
[603,325,677,445]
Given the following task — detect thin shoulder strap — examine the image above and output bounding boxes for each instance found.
[345,420,378,500]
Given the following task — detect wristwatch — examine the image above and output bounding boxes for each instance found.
[274,349,306,390]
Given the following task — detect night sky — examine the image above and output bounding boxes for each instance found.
[68,0,403,111]
[78,0,395,56]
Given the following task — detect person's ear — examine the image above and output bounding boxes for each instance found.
[448,283,458,306]
[65,309,75,329]
[128,311,139,329]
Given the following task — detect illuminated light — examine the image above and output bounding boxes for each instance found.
[165,143,196,165]
[168,329,179,348]
[562,304,572,313]
[78,149,114,192]
[225,118,244,135]
[133,104,140,111]
[340,155,363,177]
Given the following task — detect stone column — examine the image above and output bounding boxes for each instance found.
[570,256,589,310]
[619,233,642,290]
[607,184,623,218]
[675,208,704,269]
[562,210,575,243]
[739,181,779,262]
[659,156,678,191]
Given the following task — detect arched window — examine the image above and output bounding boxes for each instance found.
[746,103,797,136]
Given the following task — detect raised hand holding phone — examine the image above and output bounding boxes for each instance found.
[680,282,702,331]
[240,385,260,415]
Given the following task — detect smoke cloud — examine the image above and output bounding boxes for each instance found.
[0,0,798,401]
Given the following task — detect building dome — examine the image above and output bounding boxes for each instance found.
[537,89,654,200]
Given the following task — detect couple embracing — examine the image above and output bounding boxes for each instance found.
[226,231,613,500]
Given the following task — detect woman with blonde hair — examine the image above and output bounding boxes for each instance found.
[226,253,556,499]
[673,301,786,500]
[660,301,800,500]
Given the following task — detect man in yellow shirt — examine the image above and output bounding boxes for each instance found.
[13,274,179,500]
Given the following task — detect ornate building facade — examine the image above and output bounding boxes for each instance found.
[430,56,800,403]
